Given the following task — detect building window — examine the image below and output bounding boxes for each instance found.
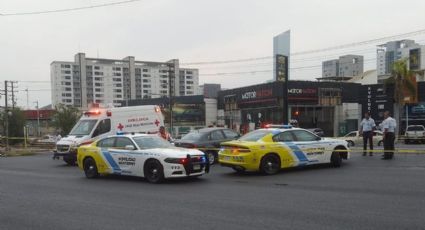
[186,81,193,84]
[143,79,151,83]
[95,94,104,98]
[95,88,103,92]
[143,69,149,72]
[114,83,122,87]
[160,75,168,78]
[143,74,150,77]
[115,95,122,98]
[186,71,193,74]
[94,66,100,70]
[143,85,151,88]
[113,78,122,82]
[186,91,193,95]
[61,64,71,68]
[186,76,193,79]
[95,83,103,87]
[65,87,72,91]
[113,67,121,71]
[114,89,122,93]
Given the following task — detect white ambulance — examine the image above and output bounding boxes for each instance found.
[53,105,164,165]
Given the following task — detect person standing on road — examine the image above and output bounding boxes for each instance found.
[381,111,397,160]
[359,112,376,156]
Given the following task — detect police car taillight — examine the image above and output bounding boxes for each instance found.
[155,106,160,113]
[106,111,112,117]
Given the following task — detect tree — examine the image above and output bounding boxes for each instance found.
[385,59,417,134]
[52,104,81,136]
[0,108,26,144]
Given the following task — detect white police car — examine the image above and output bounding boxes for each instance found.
[77,134,209,183]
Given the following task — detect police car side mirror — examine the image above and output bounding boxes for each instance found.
[316,136,322,141]
[125,145,136,150]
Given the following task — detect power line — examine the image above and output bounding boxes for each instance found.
[181,29,425,65]
[0,0,142,16]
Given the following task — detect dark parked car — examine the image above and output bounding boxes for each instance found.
[307,128,325,137]
[174,127,240,164]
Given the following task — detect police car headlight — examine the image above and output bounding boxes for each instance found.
[164,158,187,165]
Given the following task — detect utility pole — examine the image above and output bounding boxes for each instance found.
[10,81,17,109]
[4,80,9,151]
[25,88,29,109]
[168,63,174,135]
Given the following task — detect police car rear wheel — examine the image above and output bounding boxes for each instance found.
[330,152,342,168]
[83,158,99,179]
[144,160,164,184]
[260,154,281,175]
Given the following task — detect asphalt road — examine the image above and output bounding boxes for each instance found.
[1,150,425,230]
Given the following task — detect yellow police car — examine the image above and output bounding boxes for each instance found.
[218,126,349,175]
[77,134,209,183]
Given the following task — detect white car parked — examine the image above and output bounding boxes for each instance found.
[339,130,383,147]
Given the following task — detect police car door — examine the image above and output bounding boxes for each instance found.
[108,137,138,176]
[291,130,325,165]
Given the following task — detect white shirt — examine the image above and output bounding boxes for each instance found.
[382,117,397,133]
[360,118,376,132]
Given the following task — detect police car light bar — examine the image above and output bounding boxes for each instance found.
[265,124,293,129]
[84,110,102,116]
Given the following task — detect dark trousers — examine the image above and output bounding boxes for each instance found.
[363,131,373,155]
[383,132,395,159]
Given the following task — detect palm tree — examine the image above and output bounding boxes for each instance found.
[385,59,417,134]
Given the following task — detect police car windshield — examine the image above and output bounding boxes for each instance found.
[69,120,97,136]
[239,130,274,141]
[133,136,173,149]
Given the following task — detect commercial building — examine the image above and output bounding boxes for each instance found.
[320,55,364,81]
[273,30,290,81]
[217,81,360,136]
[377,40,425,83]
[50,53,199,109]
[198,83,221,98]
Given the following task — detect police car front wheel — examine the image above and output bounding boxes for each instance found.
[83,158,99,179]
[144,159,165,184]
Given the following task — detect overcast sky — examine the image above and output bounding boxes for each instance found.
[1,0,425,108]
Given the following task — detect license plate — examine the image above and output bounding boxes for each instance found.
[224,156,231,161]
[193,165,201,170]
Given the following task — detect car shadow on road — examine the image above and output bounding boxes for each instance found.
[217,162,351,178]
[92,174,208,185]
